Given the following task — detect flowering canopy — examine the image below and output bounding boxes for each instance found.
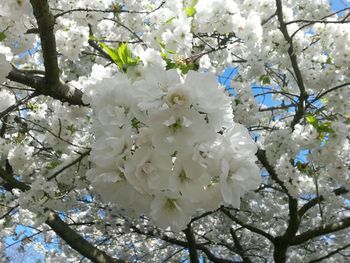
[0,0,349,262]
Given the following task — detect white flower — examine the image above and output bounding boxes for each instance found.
[56,19,89,60]
[182,70,233,130]
[134,67,181,111]
[146,107,214,155]
[220,159,260,207]
[0,138,10,156]
[133,46,166,68]
[292,124,318,148]
[124,146,172,194]
[0,54,11,85]
[90,134,132,169]
[0,88,15,112]
[87,66,260,230]
[0,0,32,18]
[168,153,211,202]
[8,145,34,173]
[150,192,192,231]
[88,168,152,215]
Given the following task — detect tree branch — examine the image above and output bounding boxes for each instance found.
[183,224,199,263]
[0,93,37,119]
[46,212,124,263]
[130,226,232,263]
[30,0,60,89]
[308,243,350,263]
[291,217,350,246]
[47,150,91,181]
[256,149,292,197]
[7,68,87,106]
[311,82,350,103]
[53,1,166,18]
[0,165,121,263]
[221,208,275,242]
[275,0,308,129]
[229,228,253,263]
[298,187,349,218]
[256,147,300,262]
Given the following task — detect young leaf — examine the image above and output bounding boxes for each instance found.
[185,6,196,17]
[0,31,6,42]
[306,114,319,127]
[259,75,271,85]
[99,41,123,69]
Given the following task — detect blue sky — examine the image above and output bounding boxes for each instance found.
[330,0,350,11]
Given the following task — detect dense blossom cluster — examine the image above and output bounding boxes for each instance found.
[85,65,260,230]
[0,0,350,262]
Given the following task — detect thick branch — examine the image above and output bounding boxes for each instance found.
[30,0,60,88]
[256,149,291,197]
[291,217,350,245]
[256,147,300,262]
[9,1,87,106]
[46,212,124,263]
[183,224,199,263]
[298,187,349,218]
[0,166,30,192]
[7,69,87,106]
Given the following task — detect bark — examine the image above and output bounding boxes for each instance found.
[29,0,60,88]
[184,224,199,263]
[7,69,87,106]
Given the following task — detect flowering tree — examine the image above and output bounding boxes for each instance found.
[0,0,349,262]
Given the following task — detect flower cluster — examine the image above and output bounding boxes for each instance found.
[0,88,15,112]
[86,66,260,230]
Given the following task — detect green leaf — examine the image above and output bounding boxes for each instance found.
[3,216,12,227]
[306,114,319,127]
[185,6,196,17]
[46,160,60,170]
[165,16,176,24]
[98,42,139,72]
[99,41,123,68]
[88,35,98,41]
[15,133,26,143]
[27,102,39,112]
[192,0,199,5]
[178,62,196,74]
[165,58,177,70]
[185,0,199,17]
[320,97,328,104]
[325,56,333,65]
[127,56,140,66]
[117,43,130,64]
[66,124,77,135]
[317,122,333,133]
[0,31,6,42]
[317,133,325,141]
[111,2,123,13]
[259,75,271,85]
